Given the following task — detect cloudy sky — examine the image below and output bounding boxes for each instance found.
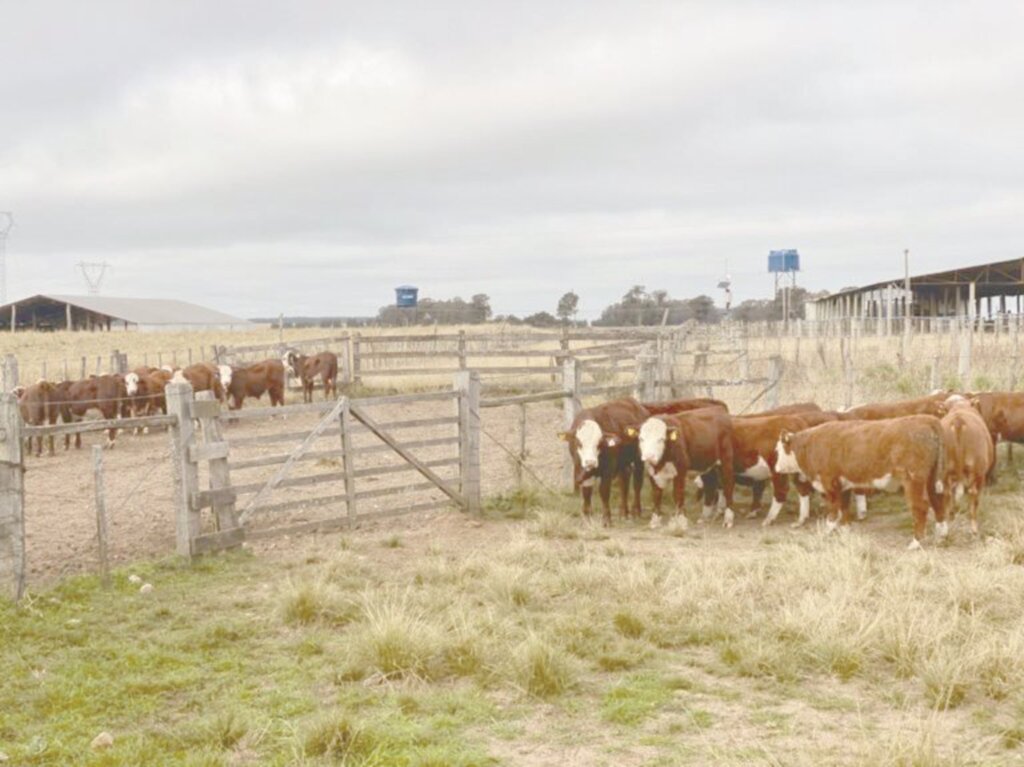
[2,2,1022,319]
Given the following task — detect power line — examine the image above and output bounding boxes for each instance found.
[78,261,110,294]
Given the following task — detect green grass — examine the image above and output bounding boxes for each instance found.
[6,483,1024,764]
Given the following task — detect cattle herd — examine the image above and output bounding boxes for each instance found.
[561,390,1016,549]
[13,349,339,455]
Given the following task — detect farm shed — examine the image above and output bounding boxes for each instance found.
[0,294,255,332]
[806,257,1024,324]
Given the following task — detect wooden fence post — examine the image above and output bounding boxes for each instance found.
[352,333,362,386]
[80,355,87,379]
[767,356,783,410]
[561,358,581,491]
[633,350,657,402]
[1,355,17,393]
[516,403,527,487]
[194,392,241,546]
[166,382,200,558]
[339,397,358,526]
[958,330,972,387]
[92,446,110,588]
[455,370,481,514]
[0,394,25,601]
[457,330,467,370]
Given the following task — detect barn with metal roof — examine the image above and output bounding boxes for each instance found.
[0,294,254,332]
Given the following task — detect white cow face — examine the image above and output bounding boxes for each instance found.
[575,419,605,471]
[171,370,187,385]
[773,431,801,474]
[125,372,140,396]
[639,417,669,465]
[218,365,233,390]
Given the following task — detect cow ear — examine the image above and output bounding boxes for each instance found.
[969,396,981,409]
[668,429,678,442]
[625,427,638,438]
[780,430,792,447]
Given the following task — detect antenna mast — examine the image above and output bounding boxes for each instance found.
[0,212,12,305]
[78,261,110,295]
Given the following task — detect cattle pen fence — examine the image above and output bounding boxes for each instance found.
[0,334,784,600]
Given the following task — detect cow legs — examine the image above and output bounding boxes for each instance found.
[762,474,790,526]
[905,479,932,549]
[630,458,644,518]
[968,483,981,535]
[599,473,614,527]
[580,477,595,521]
[823,485,844,533]
[617,465,632,521]
[855,493,868,520]
[790,478,814,528]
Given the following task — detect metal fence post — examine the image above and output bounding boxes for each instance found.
[0,393,25,601]
[165,382,200,558]
[455,370,481,514]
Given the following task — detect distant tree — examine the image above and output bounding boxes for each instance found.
[471,294,492,323]
[523,311,559,327]
[556,291,580,323]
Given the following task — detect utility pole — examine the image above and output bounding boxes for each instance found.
[902,248,911,364]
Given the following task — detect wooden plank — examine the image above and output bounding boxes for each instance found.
[238,397,347,522]
[359,350,462,359]
[232,457,459,497]
[0,393,26,601]
[191,487,238,510]
[23,414,176,438]
[191,399,221,419]
[166,382,200,558]
[228,436,459,470]
[189,442,230,463]
[350,402,466,508]
[340,398,357,527]
[229,426,341,448]
[192,527,246,555]
[224,390,458,422]
[244,499,453,542]
[480,391,567,409]
[246,491,350,517]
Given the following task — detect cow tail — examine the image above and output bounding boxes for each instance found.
[953,419,966,484]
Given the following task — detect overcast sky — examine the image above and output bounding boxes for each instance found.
[2,2,1022,319]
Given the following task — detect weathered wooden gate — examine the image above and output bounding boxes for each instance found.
[168,372,481,557]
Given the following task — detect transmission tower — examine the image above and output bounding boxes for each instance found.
[0,212,12,305]
[78,261,110,295]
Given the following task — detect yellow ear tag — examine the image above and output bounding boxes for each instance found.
[626,427,637,438]
[668,430,678,441]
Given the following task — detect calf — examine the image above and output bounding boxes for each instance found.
[284,350,338,403]
[225,359,286,409]
[727,410,837,527]
[941,397,995,535]
[636,407,735,528]
[59,374,129,449]
[775,415,947,548]
[18,381,59,456]
[559,397,649,526]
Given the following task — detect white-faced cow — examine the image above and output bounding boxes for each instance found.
[225,359,286,409]
[171,363,225,402]
[775,414,947,549]
[284,350,338,403]
[635,407,735,529]
[560,397,649,526]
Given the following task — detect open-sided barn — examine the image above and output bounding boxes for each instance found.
[0,294,254,332]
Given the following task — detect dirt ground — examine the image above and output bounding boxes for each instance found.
[20,395,567,584]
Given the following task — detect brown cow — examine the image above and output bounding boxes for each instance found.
[59,374,129,449]
[724,410,838,528]
[172,363,225,402]
[18,381,59,456]
[839,392,948,421]
[742,402,823,417]
[284,351,338,403]
[225,359,286,409]
[641,397,728,415]
[560,397,649,526]
[941,396,995,535]
[635,407,735,528]
[775,415,947,548]
[966,391,1024,479]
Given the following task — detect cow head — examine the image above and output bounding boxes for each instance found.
[160,365,174,373]
[282,350,301,376]
[560,419,619,472]
[773,430,801,474]
[124,372,140,396]
[638,417,677,466]
[171,369,187,385]
[11,385,25,400]
[218,364,233,390]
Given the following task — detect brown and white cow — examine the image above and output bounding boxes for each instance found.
[18,381,59,456]
[635,407,735,529]
[775,415,947,548]
[225,359,286,409]
[560,397,649,526]
[59,374,129,449]
[941,396,995,535]
[171,363,225,402]
[839,392,948,421]
[284,350,338,403]
[725,410,837,528]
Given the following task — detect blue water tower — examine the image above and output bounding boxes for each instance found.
[395,285,419,308]
[768,249,800,273]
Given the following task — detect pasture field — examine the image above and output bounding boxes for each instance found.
[5,476,1024,766]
